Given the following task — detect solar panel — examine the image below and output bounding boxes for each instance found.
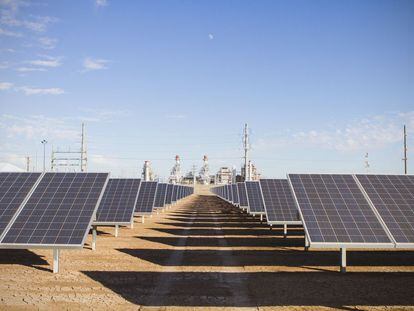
[288,174,393,248]
[0,172,109,248]
[135,181,158,214]
[224,185,229,201]
[355,174,414,248]
[171,185,179,202]
[260,179,301,224]
[237,182,248,207]
[154,183,168,208]
[228,184,234,203]
[94,178,141,225]
[231,184,239,204]
[245,181,265,214]
[0,172,42,239]
[165,184,173,205]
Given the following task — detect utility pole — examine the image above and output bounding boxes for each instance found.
[403,125,408,174]
[80,122,87,172]
[41,139,47,172]
[26,156,30,172]
[243,123,250,181]
[364,152,370,173]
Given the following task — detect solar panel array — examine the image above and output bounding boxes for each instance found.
[154,183,168,208]
[1,172,109,248]
[0,172,42,238]
[171,185,179,202]
[355,174,414,247]
[228,184,233,203]
[165,184,174,205]
[237,182,248,207]
[135,181,158,214]
[245,181,265,214]
[95,178,141,225]
[288,174,393,247]
[260,179,301,224]
[231,184,239,205]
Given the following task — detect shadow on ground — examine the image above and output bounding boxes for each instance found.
[82,270,414,308]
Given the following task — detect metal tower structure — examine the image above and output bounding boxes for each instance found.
[169,155,182,184]
[51,123,87,172]
[242,123,251,181]
[199,155,210,185]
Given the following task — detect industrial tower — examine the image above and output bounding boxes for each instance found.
[199,155,210,185]
[169,155,182,184]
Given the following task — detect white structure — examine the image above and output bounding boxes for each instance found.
[215,167,232,184]
[199,155,210,185]
[142,161,154,181]
[169,155,182,184]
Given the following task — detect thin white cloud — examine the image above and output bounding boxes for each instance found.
[0,61,10,69]
[38,36,57,49]
[82,57,109,72]
[27,56,62,67]
[255,112,414,153]
[0,114,79,141]
[0,27,22,36]
[95,0,108,7]
[208,33,214,40]
[16,66,46,72]
[0,82,13,90]
[77,108,129,122]
[18,86,64,95]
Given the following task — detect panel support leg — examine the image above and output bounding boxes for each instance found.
[304,235,309,251]
[130,221,134,229]
[260,214,263,223]
[115,225,119,237]
[92,225,97,251]
[269,224,272,231]
[283,224,288,238]
[340,248,347,273]
[141,216,145,224]
[53,249,60,274]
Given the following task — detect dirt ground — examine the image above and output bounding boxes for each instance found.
[0,185,413,310]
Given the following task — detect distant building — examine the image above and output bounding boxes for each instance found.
[215,167,232,184]
[241,161,261,181]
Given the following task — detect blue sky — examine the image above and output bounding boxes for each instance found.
[0,0,413,178]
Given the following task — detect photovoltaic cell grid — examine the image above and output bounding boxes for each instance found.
[1,172,109,247]
[95,178,141,224]
[228,185,234,203]
[171,185,178,202]
[260,179,300,223]
[135,181,158,214]
[232,184,239,204]
[237,183,248,207]
[154,183,168,208]
[165,184,173,205]
[245,181,265,214]
[288,174,392,246]
[0,172,42,238]
[356,174,414,246]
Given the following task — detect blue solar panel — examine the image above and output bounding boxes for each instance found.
[245,181,265,214]
[154,183,168,208]
[164,184,173,205]
[288,174,393,248]
[0,172,42,239]
[237,183,248,207]
[135,181,158,214]
[1,172,109,248]
[95,178,141,225]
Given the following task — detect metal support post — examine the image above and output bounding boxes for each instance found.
[283,224,287,237]
[304,235,309,251]
[141,216,145,224]
[53,249,60,273]
[115,225,119,237]
[340,248,347,273]
[92,225,97,251]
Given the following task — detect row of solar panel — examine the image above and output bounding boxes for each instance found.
[212,174,414,249]
[0,172,193,249]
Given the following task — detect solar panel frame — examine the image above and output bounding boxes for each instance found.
[164,184,173,205]
[237,182,248,209]
[0,172,43,241]
[228,184,234,203]
[134,181,158,215]
[171,185,179,202]
[232,184,239,205]
[245,181,266,215]
[0,172,110,249]
[93,178,141,226]
[260,179,302,225]
[154,183,168,209]
[287,173,394,249]
[355,174,414,248]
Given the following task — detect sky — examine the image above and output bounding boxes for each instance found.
[0,0,413,179]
